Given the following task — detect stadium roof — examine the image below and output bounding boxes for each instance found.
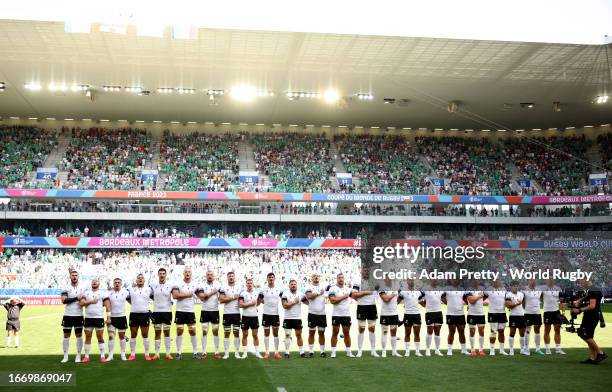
[0,18,611,130]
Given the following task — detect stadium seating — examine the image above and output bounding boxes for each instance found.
[334,134,429,194]
[503,136,592,196]
[252,133,334,192]
[0,126,57,189]
[416,136,513,196]
[60,128,151,190]
[159,131,240,191]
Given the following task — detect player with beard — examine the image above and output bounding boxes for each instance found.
[196,270,222,359]
[127,274,154,360]
[80,278,110,363]
[398,279,424,357]
[281,279,309,358]
[239,278,262,359]
[352,268,379,358]
[484,279,508,355]
[150,268,175,360]
[442,280,469,356]
[466,280,487,357]
[542,279,566,355]
[305,273,328,357]
[328,273,354,358]
[422,279,444,356]
[506,281,527,356]
[219,271,243,359]
[60,270,85,363]
[379,278,401,357]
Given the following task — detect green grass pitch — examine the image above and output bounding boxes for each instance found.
[1,305,611,392]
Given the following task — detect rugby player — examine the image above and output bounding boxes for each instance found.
[484,279,508,355]
[219,271,242,359]
[398,279,423,357]
[305,273,328,357]
[171,267,199,359]
[106,277,129,361]
[150,267,175,360]
[60,270,85,363]
[258,272,282,359]
[79,278,110,363]
[542,279,566,354]
[379,279,401,357]
[506,281,527,355]
[421,279,444,356]
[523,279,545,355]
[281,279,309,358]
[127,274,153,360]
[442,280,469,356]
[239,278,262,359]
[195,269,222,359]
[352,277,379,357]
[466,281,487,356]
[328,273,354,358]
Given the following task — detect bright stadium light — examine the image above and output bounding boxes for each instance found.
[24,82,42,91]
[230,85,257,102]
[324,88,340,104]
[48,83,68,92]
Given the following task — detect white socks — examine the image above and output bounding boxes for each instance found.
[426,334,432,349]
[84,343,91,357]
[479,336,484,350]
[358,333,364,350]
[143,338,150,355]
[62,337,69,354]
[155,339,161,356]
[274,337,280,352]
[176,335,183,354]
[130,337,137,355]
[234,337,240,354]
[368,332,376,351]
[434,336,441,350]
[76,336,83,354]
[534,334,541,350]
[214,335,220,353]
[164,337,171,355]
[190,335,197,353]
[224,338,230,353]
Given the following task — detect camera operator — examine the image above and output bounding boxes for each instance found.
[571,279,607,364]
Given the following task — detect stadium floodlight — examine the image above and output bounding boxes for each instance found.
[46,117,56,120]
[601,123,611,127]
[9,116,19,119]
[595,95,609,104]
[371,126,380,129]
[356,93,374,100]
[221,122,232,125]
[177,88,196,94]
[99,119,110,122]
[239,123,248,126]
[0,82,5,91]
[187,121,197,124]
[289,124,298,127]
[103,86,122,92]
[153,120,162,123]
[565,126,575,129]
[135,120,145,123]
[125,86,143,93]
[48,83,68,92]
[255,123,265,126]
[71,84,90,92]
[82,118,92,121]
[157,87,174,94]
[584,125,594,128]
[28,117,38,120]
[402,127,412,130]
[24,82,42,91]
[230,85,257,102]
[324,89,340,104]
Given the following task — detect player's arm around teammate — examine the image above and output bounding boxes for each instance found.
[281,280,309,358]
[305,274,328,357]
[505,282,527,356]
[328,273,353,358]
[351,282,378,357]
[379,286,401,357]
[238,278,262,358]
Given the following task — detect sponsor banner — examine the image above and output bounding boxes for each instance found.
[517,179,531,188]
[1,237,610,250]
[36,167,58,181]
[336,173,353,185]
[239,171,259,184]
[589,173,608,186]
[19,296,63,305]
[0,289,60,296]
[0,189,611,204]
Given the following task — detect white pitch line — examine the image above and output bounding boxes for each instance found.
[277,387,288,392]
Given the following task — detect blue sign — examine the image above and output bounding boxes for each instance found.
[431,178,444,187]
[336,173,352,185]
[239,171,259,184]
[141,170,158,183]
[36,168,58,181]
[517,179,531,188]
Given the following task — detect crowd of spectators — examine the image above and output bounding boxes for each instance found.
[60,128,151,190]
[503,136,592,196]
[416,136,513,196]
[334,135,430,194]
[159,131,240,191]
[0,249,362,290]
[0,126,57,189]
[252,133,334,193]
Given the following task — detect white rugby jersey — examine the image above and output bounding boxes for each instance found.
[379,290,399,316]
[108,288,129,317]
[399,290,423,315]
[219,284,242,315]
[352,283,377,305]
[199,280,221,312]
[173,281,198,313]
[466,291,485,316]
[444,290,467,316]
[282,290,306,319]
[61,284,86,317]
[423,290,444,313]
[543,287,562,312]
[328,285,351,317]
[260,285,282,316]
[523,290,542,314]
[128,286,153,313]
[484,287,507,314]
[305,284,327,316]
[239,289,260,317]
[506,291,525,316]
[83,289,108,318]
[150,281,174,312]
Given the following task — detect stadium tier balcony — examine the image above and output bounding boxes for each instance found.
[334,134,429,194]
[0,126,57,189]
[159,131,240,191]
[60,128,151,190]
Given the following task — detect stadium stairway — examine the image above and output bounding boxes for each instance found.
[148,135,161,170]
[329,141,347,173]
[238,139,256,171]
[42,135,71,168]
